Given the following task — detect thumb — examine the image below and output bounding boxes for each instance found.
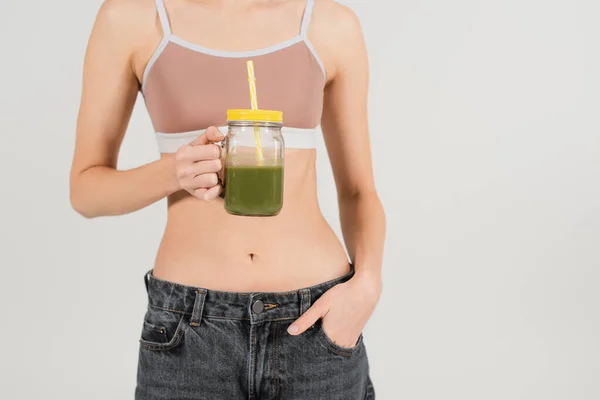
[190,126,224,146]
[287,298,329,336]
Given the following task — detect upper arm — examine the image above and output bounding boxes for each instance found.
[71,0,147,179]
[316,3,374,199]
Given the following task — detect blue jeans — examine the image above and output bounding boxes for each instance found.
[136,268,375,399]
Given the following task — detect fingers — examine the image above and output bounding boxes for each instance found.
[189,126,224,146]
[173,127,225,200]
[177,158,221,181]
[192,187,207,200]
[191,182,222,201]
[177,142,221,162]
[202,183,223,201]
[177,157,223,199]
[287,297,329,336]
[192,172,219,188]
[191,158,222,176]
[189,179,221,201]
[181,172,219,195]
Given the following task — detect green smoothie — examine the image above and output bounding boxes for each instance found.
[224,165,284,216]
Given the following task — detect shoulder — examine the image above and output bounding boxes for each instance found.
[308,1,366,80]
[311,0,363,44]
[97,0,156,20]
[93,0,158,39]
[89,0,162,72]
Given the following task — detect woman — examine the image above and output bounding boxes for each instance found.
[71,0,385,398]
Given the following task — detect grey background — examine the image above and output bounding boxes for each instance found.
[0,0,599,399]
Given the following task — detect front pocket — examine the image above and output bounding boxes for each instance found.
[139,306,186,351]
[316,321,363,357]
[142,321,168,344]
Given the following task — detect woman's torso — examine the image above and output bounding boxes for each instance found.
[134,0,349,291]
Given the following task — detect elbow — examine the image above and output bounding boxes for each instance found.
[70,182,102,219]
[339,187,386,216]
[70,168,105,218]
[70,192,97,219]
[338,187,381,203]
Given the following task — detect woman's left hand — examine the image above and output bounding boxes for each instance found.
[287,272,382,348]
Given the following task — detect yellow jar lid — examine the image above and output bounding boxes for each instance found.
[227,109,283,123]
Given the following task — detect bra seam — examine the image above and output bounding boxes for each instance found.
[155,126,319,153]
[155,126,319,136]
[141,35,327,94]
[169,34,304,58]
[141,35,171,94]
[302,37,327,82]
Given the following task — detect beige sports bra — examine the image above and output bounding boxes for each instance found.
[142,0,326,152]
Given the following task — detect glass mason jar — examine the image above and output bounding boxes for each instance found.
[222,109,284,216]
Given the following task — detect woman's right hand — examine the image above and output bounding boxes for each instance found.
[174,126,224,201]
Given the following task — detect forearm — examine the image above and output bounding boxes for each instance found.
[70,156,179,218]
[289,189,385,339]
[339,190,386,285]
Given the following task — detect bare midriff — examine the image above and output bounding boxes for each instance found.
[153,149,350,292]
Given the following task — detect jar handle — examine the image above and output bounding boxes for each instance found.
[218,177,226,199]
[218,140,226,199]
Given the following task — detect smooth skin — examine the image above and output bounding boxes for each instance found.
[71,0,385,349]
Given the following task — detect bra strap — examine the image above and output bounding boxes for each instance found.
[155,0,172,36]
[300,0,315,37]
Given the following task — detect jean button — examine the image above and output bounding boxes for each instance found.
[252,300,264,314]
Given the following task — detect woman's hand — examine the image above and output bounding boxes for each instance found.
[175,126,224,201]
[287,272,382,348]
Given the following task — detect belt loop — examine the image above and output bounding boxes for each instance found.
[299,289,311,316]
[190,289,207,327]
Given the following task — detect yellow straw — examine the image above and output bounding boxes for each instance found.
[246,60,264,164]
[246,60,259,110]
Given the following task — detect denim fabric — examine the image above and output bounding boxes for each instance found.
[135,268,374,400]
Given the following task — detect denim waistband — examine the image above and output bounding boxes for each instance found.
[144,267,354,325]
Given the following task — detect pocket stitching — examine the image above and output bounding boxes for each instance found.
[316,323,362,357]
[143,321,167,337]
[140,316,185,351]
